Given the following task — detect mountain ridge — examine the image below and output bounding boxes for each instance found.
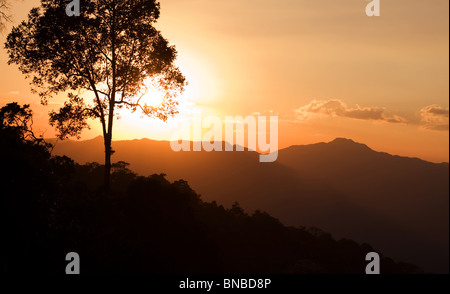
[51,136,449,273]
[48,135,449,165]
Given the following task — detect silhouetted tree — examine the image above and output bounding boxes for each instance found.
[5,0,186,191]
[0,102,49,147]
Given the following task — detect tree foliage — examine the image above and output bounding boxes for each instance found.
[0,102,49,147]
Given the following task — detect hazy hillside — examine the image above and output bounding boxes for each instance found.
[52,137,449,273]
[3,123,424,274]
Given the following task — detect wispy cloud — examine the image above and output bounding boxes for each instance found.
[8,91,19,95]
[420,105,449,131]
[295,100,406,124]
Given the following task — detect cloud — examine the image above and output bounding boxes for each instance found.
[8,91,19,95]
[420,105,449,131]
[295,100,407,124]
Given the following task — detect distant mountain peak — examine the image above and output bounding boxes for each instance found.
[328,138,372,151]
[330,138,356,144]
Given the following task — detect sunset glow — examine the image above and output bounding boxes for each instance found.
[0,0,448,162]
[1,0,448,277]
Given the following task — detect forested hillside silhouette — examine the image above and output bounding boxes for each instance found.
[0,103,421,274]
[52,134,449,273]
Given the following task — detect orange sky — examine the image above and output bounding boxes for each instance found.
[0,0,449,162]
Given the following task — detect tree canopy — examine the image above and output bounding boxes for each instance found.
[0,102,49,147]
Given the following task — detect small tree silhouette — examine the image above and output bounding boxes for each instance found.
[5,0,186,191]
[0,102,49,147]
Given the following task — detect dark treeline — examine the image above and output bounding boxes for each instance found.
[0,103,421,274]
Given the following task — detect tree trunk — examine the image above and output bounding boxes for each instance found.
[104,134,112,193]
[105,2,117,195]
